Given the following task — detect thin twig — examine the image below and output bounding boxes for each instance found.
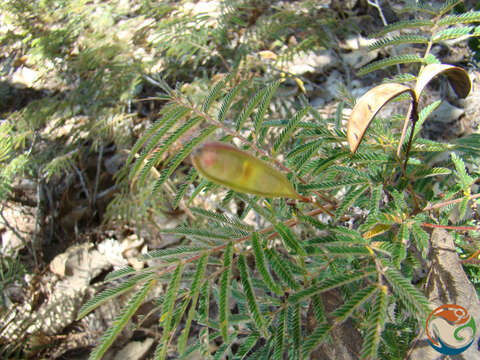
[31,181,42,267]
[72,163,90,202]
[43,181,55,245]
[157,207,327,277]
[92,141,104,206]
[421,223,479,231]
[423,193,480,212]
[367,0,401,73]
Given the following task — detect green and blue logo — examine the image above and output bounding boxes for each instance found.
[426,304,476,355]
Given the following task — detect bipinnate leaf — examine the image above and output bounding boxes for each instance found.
[288,268,377,305]
[360,286,388,360]
[415,64,471,100]
[89,278,156,360]
[155,262,184,360]
[347,83,415,153]
[238,254,265,333]
[178,253,208,355]
[220,241,234,341]
[192,142,302,199]
[301,323,332,359]
[331,285,378,323]
[383,264,431,322]
[232,331,260,360]
[274,222,306,256]
[251,232,284,296]
[77,273,153,320]
[273,308,286,360]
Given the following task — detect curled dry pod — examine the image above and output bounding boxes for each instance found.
[415,63,471,100]
[347,83,415,154]
[192,142,302,199]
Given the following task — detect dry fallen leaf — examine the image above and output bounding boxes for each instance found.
[347,83,415,153]
[192,142,302,199]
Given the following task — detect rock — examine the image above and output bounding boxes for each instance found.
[428,101,464,124]
[310,97,325,108]
[41,116,89,142]
[341,35,380,69]
[285,50,338,75]
[114,338,154,360]
[0,201,35,256]
[104,151,129,176]
[11,66,39,88]
[461,70,480,132]
[49,242,115,283]
[121,234,145,270]
[341,35,378,51]
[342,49,378,70]
[181,0,221,23]
[2,239,126,342]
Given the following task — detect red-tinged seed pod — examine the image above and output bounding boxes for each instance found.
[192,142,302,199]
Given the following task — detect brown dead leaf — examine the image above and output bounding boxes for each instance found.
[347,83,415,153]
[415,63,471,99]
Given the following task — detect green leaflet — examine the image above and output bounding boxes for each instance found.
[153,125,216,191]
[198,281,211,357]
[251,233,284,296]
[273,106,310,154]
[178,253,208,355]
[288,304,301,355]
[190,207,253,232]
[235,86,269,131]
[155,262,184,360]
[360,286,388,360]
[254,80,281,134]
[238,254,265,333]
[202,79,227,112]
[173,167,198,209]
[301,322,332,359]
[89,278,156,360]
[357,55,425,76]
[368,35,429,51]
[137,116,203,186]
[220,241,234,341]
[218,80,248,123]
[331,285,378,322]
[393,224,408,268]
[265,248,301,291]
[272,308,286,360]
[335,185,369,219]
[274,222,306,256]
[232,331,260,360]
[288,268,377,305]
[77,272,154,320]
[383,264,431,323]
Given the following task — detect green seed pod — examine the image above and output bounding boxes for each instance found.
[192,142,301,199]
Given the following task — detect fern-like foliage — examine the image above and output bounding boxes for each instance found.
[71,2,480,360]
